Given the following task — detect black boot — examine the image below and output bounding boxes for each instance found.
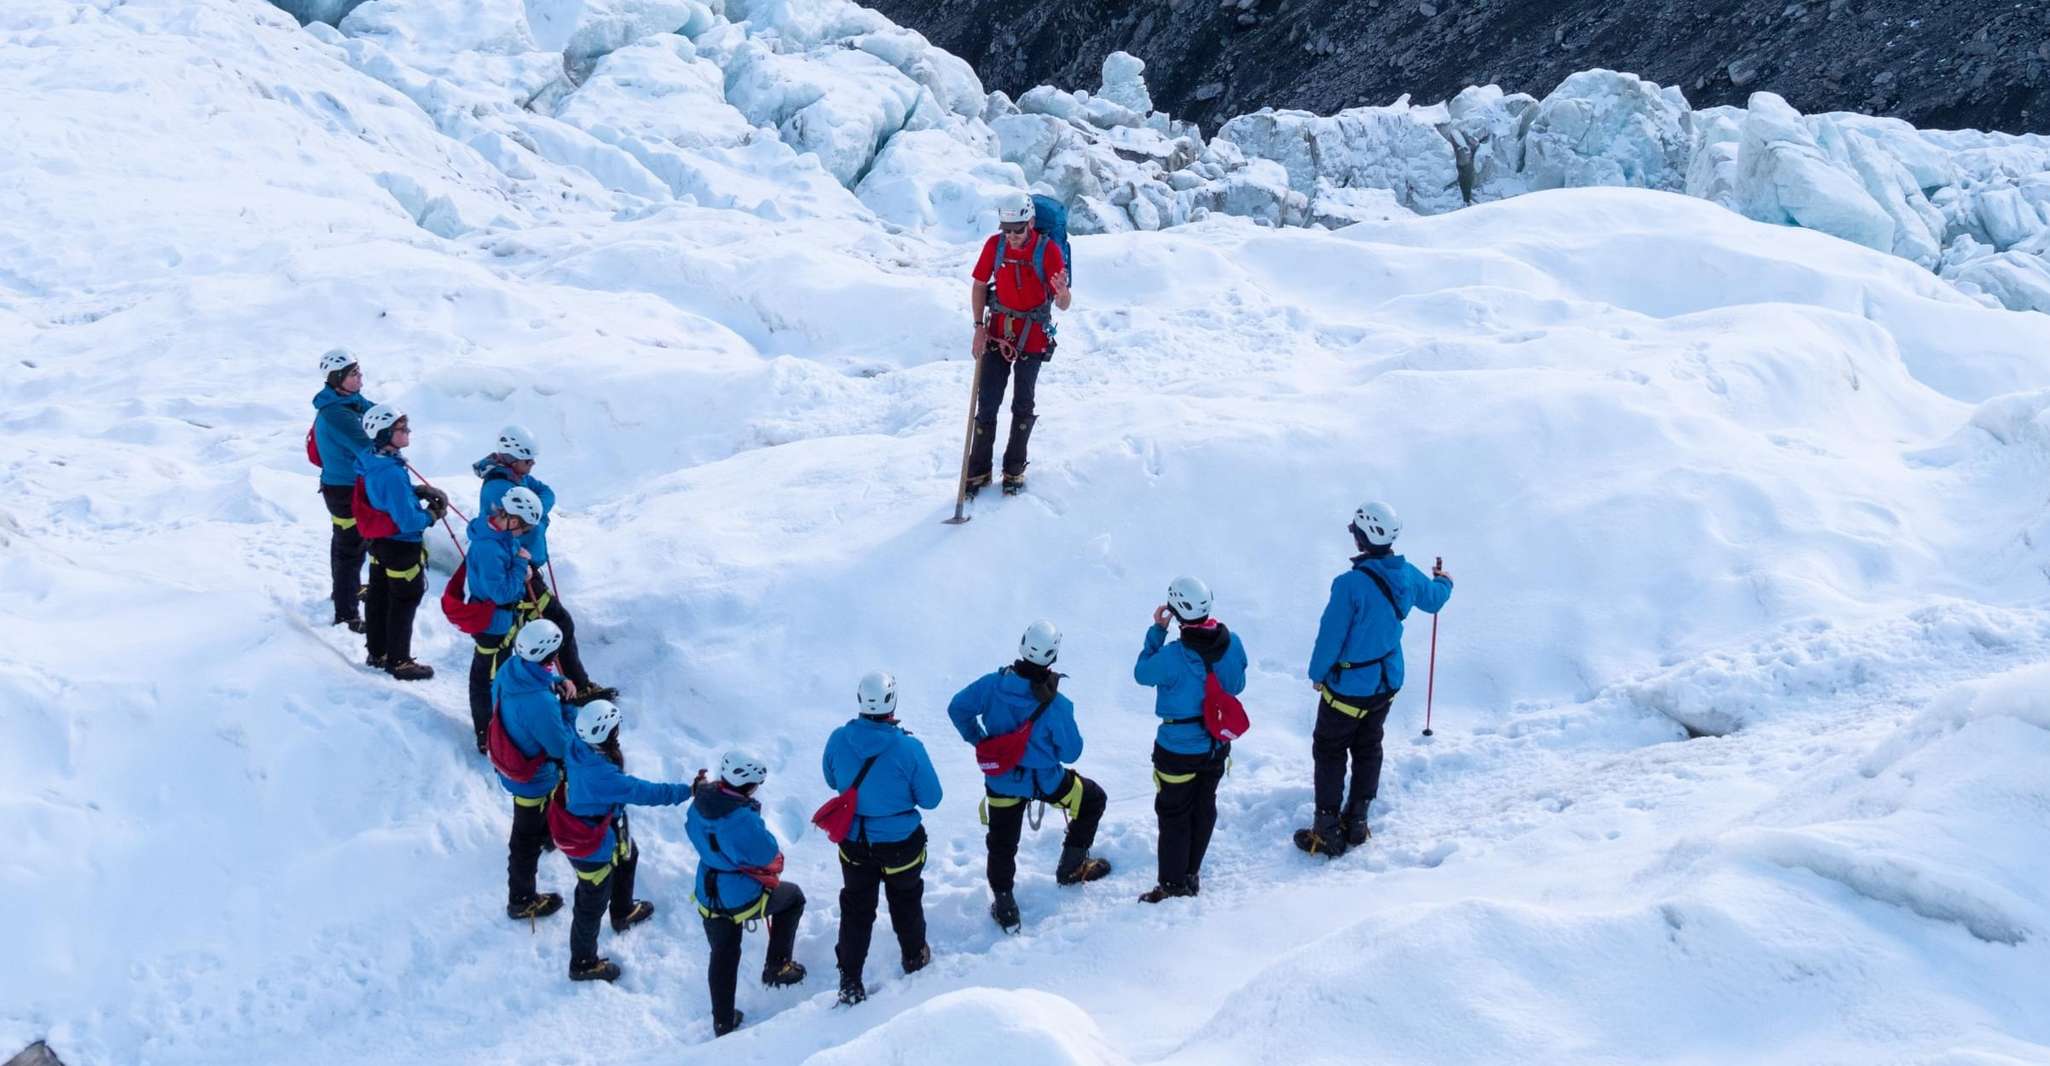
[1342,802,1372,846]
[989,891,1021,933]
[713,1009,746,1037]
[612,899,655,934]
[1001,472,1026,496]
[507,893,563,921]
[1001,414,1036,491]
[386,658,435,681]
[903,943,931,974]
[965,421,996,491]
[1055,846,1111,886]
[1137,880,1192,904]
[762,958,807,987]
[1186,872,1201,897]
[1293,808,1348,857]
[570,957,621,982]
[838,973,867,1006]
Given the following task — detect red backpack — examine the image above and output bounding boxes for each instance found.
[305,424,322,467]
[350,476,401,540]
[975,693,1055,776]
[486,703,549,783]
[441,560,497,634]
[1202,662,1250,742]
[811,754,880,843]
[545,778,614,860]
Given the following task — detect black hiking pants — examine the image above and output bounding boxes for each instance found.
[568,837,639,968]
[469,629,515,746]
[835,827,928,982]
[984,770,1105,894]
[1153,744,1228,888]
[968,346,1044,482]
[703,882,805,1030]
[507,795,553,907]
[363,539,425,664]
[321,484,368,622]
[1311,692,1395,830]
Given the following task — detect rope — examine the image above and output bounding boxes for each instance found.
[403,461,471,565]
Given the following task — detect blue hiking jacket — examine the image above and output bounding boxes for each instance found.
[463,515,526,638]
[491,656,570,799]
[475,458,556,565]
[354,448,428,542]
[1308,553,1454,699]
[562,738,691,861]
[687,781,781,913]
[821,717,943,844]
[1134,623,1249,755]
[947,667,1083,799]
[311,387,374,487]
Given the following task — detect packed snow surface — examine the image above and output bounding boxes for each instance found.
[3,1,2050,1064]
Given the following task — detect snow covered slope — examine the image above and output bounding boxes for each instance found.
[3,1,2049,1064]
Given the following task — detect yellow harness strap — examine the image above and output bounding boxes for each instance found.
[1153,768,1199,791]
[385,562,422,581]
[883,849,928,877]
[1052,774,1086,816]
[573,833,631,884]
[978,794,1025,826]
[695,890,770,924]
[1321,689,1379,719]
[330,515,357,529]
[513,794,548,809]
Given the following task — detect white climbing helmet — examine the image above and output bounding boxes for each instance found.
[575,699,622,745]
[996,191,1034,226]
[513,619,564,663]
[361,403,406,439]
[1166,575,1212,623]
[720,750,768,787]
[1350,501,1402,547]
[1019,619,1061,666]
[496,424,538,462]
[499,485,544,528]
[319,347,358,375]
[856,671,897,717]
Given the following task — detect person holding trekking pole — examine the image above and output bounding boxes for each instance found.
[1295,502,1453,857]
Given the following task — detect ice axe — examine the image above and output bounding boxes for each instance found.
[944,332,988,525]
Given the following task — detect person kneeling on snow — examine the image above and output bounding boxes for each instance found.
[310,348,375,632]
[465,483,547,754]
[556,699,691,983]
[473,426,616,705]
[688,752,808,1037]
[1133,576,1247,902]
[947,620,1111,934]
[487,618,576,923]
[822,671,943,1006]
[1297,501,1453,856]
[354,404,447,681]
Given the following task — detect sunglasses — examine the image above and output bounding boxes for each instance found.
[1000,222,1029,234]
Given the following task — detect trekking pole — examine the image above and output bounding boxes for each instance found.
[944,340,987,525]
[1422,555,1441,737]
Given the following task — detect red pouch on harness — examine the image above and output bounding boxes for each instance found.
[1202,669,1250,742]
[739,852,784,891]
[545,780,614,860]
[441,560,497,634]
[486,709,548,783]
[976,693,1055,776]
[810,754,881,843]
[305,424,322,467]
[350,477,400,540]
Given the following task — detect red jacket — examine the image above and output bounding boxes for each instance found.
[974,231,1066,354]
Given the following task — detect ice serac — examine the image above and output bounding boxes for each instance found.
[1216,101,1464,215]
[1735,91,1896,255]
[1521,69,1692,194]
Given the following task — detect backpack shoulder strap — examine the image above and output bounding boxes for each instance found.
[1030,234,1049,289]
[1358,565,1405,620]
[848,754,881,790]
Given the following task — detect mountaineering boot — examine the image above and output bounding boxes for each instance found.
[366,652,387,671]
[762,958,808,988]
[1001,473,1026,496]
[837,974,867,1006]
[1293,808,1348,857]
[966,420,996,491]
[1055,846,1112,885]
[507,893,563,921]
[473,728,487,756]
[1137,880,1192,904]
[386,658,435,681]
[1186,872,1200,897]
[964,473,991,500]
[989,891,1021,933]
[1000,414,1036,488]
[1342,802,1372,847]
[713,1009,746,1038]
[333,611,365,634]
[612,899,655,934]
[570,957,621,982]
[902,943,931,974]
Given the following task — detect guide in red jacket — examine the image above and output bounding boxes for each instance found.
[967,191,1072,497]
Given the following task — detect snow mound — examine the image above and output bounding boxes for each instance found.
[800,989,1131,1066]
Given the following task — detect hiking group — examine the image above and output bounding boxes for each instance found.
[303,190,1454,1037]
